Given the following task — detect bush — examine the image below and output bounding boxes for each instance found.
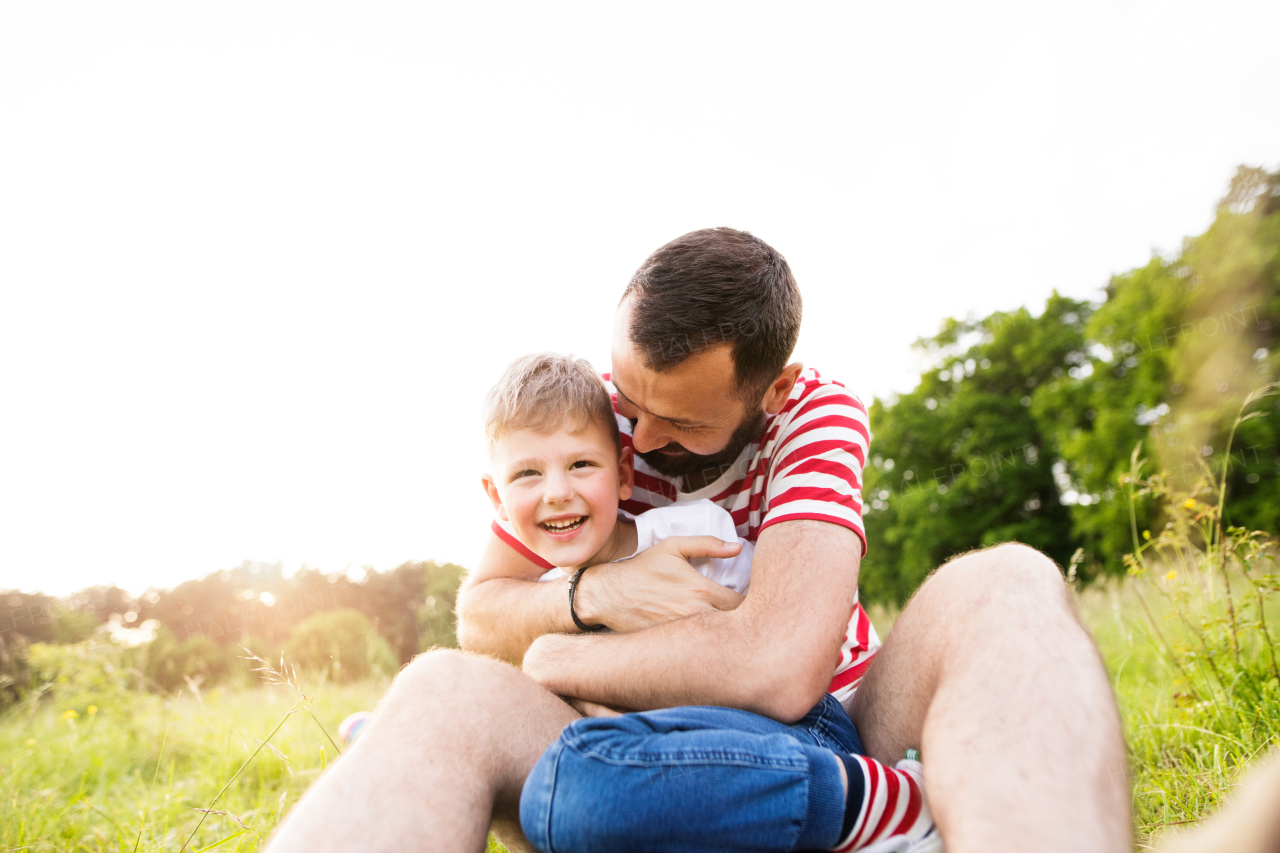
[49,609,98,644]
[121,627,237,694]
[0,631,30,711]
[26,639,134,711]
[283,609,397,682]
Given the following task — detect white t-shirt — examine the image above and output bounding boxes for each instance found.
[536,499,755,594]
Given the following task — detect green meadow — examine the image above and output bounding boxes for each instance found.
[3,521,1277,851]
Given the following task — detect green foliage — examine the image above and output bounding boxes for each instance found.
[0,631,31,712]
[2,559,468,710]
[862,295,1090,600]
[1,587,129,646]
[862,165,1280,601]
[26,640,135,712]
[1053,187,1280,575]
[416,561,466,650]
[128,558,466,664]
[122,627,239,694]
[283,609,398,682]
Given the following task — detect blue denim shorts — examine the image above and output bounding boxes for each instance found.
[520,694,863,853]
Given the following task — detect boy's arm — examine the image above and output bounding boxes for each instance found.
[520,518,862,723]
[454,531,577,664]
[455,529,746,664]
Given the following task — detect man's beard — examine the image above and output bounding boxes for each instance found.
[634,407,767,482]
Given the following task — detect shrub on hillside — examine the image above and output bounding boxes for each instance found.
[0,631,31,712]
[26,639,133,710]
[122,627,237,693]
[283,609,397,682]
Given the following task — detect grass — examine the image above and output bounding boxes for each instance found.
[0,676,387,852]
[1080,567,1280,844]
[3,570,1275,852]
[5,581,1278,853]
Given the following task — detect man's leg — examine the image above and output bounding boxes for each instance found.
[265,649,580,853]
[848,543,1131,853]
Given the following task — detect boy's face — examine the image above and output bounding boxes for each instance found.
[483,419,634,570]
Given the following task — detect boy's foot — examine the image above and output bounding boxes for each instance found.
[858,827,942,853]
[338,711,374,746]
[832,756,939,852]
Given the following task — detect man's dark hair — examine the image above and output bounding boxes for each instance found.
[622,227,802,401]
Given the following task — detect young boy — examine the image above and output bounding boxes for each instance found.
[480,352,938,853]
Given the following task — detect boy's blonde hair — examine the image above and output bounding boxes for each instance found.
[483,353,622,454]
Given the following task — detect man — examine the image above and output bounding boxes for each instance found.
[267,229,1131,853]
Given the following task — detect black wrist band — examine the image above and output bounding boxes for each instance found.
[568,565,607,633]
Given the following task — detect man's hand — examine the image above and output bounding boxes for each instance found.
[525,635,631,716]
[565,698,627,718]
[574,536,746,633]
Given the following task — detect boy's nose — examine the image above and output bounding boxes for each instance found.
[542,473,574,503]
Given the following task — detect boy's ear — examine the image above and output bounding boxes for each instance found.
[480,474,508,521]
[617,446,635,502]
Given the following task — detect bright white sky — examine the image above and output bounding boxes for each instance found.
[2,1,1278,596]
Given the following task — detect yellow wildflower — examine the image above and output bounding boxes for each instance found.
[25,738,35,746]
[1184,499,1196,510]
[62,709,78,721]
[1166,570,1177,581]
[87,705,97,716]
[1143,530,1151,540]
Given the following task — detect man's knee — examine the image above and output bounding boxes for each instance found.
[924,542,1068,612]
[387,647,513,706]
[395,646,467,687]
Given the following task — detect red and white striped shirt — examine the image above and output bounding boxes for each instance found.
[494,367,880,702]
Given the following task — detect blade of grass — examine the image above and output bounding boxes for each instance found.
[179,698,302,853]
[191,827,253,853]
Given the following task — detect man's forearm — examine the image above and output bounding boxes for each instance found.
[523,605,836,722]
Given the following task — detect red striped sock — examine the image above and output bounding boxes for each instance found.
[831,756,933,851]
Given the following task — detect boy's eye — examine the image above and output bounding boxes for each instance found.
[512,469,540,480]
[570,460,594,470]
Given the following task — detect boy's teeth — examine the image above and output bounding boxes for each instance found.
[544,516,585,531]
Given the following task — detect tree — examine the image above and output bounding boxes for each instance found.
[862,165,1280,601]
[283,609,397,682]
[860,295,1090,601]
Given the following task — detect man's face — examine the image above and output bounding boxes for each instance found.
[610,299,766,481]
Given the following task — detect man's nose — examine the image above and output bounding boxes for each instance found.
[629,414,671,454]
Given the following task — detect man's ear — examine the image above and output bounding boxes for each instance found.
[480,474,508,521]
[617,446,635,502]
[763,362,804,415]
